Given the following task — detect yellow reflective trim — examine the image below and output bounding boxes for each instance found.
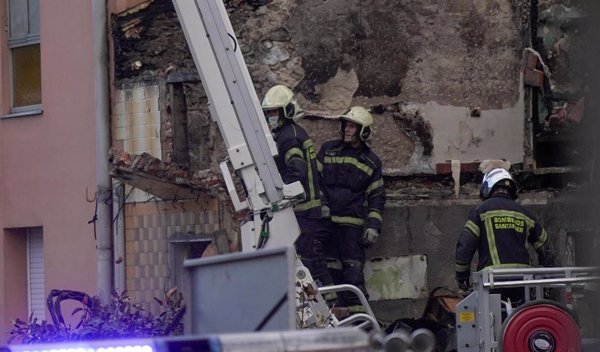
[331,216,364,226]
[317,160,323,173]
[465,220,480,238]
[323,156,373,176]
[479,210,535,229]
[455,263,470,272]
[323,292,338,301]
[483,217,501,266]
[348,305,367,314]
[327,259,342,270]
[303,139,317,201]
[294,199,321,212]
[368,210,382,222]
[533,229,548,250]
[284,147,304,163]
[366,178,384,195]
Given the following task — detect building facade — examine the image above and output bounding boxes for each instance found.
[0,0,110,342]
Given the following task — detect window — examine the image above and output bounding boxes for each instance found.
[27,227,45,320]
[8,0,41,113]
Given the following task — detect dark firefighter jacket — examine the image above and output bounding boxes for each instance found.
[273,121,322,219]
[317,140,385,230]
[455,193,555,281]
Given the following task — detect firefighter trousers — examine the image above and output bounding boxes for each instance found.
[324,222,368,306]
[295,216,334,288]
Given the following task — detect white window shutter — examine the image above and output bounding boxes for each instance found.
[27,228,45,321]
[8,0,28,40]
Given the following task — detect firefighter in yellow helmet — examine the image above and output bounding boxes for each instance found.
[261,85,334,289]
[317,106,386,309]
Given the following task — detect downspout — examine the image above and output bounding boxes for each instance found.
[92,0,113,303]
[112,180,125,292]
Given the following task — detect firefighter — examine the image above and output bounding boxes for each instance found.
[261,85,334,288]
[455,167,555,305]
[317,106,385,309]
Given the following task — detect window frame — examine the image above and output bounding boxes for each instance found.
[6,0,42,116]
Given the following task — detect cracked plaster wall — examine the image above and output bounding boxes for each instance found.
[112,0,533,174]
[241,0,530,169]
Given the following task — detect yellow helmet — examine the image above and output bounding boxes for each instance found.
[261,85,303,119]
[339,106,373,142]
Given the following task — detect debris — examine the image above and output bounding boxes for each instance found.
[109,150,224,197]
[469,107,481,117]
[522,48,553,90]
[479,159,511,174]
[545,97,584,131]
[131,60,142,71]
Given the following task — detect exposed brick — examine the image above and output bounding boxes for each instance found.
[435,162,480,175]
[523,68,544,88]
[124,215,136,229]
[126,266,140,278]
[525,52,538,70]
[127,253,137,266]
[127,202,153,216]
[125,240,138,254]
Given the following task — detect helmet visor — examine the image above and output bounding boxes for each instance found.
[263,108,283,119]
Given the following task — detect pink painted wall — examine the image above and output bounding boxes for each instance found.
[0,0,100,342]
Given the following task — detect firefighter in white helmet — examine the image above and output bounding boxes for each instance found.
[317,106,385,310]
[455,167,555,305]
[261,85,334,289]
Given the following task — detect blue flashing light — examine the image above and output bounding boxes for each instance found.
[9,341,154,352]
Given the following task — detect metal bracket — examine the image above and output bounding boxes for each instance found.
[219,160,248,211]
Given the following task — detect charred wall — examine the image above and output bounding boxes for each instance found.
[112,1,223,172]
[112,0,536,174]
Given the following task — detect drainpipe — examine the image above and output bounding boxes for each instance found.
[112,180,126,293]
[92,0,112,303]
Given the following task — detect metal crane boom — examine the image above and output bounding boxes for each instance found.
[172,0,379,334]
[172,0,305,250]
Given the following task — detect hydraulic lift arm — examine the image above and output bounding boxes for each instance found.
[171,0,349,330]
[172,0,304,251]
[172,0,383,333]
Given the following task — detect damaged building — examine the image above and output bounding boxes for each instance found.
[107,0,597,323]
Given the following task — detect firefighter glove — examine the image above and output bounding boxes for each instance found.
[363,228,379,248]
[457,278,470,291]
[321,204,330,218]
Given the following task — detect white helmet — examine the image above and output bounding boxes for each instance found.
[261,85,303,119]
[339,106,373,142]
[480,168,518,199]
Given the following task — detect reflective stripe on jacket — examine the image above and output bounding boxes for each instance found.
[273,122,322,218]
[317,140,385,230]
[455,193,555,280]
